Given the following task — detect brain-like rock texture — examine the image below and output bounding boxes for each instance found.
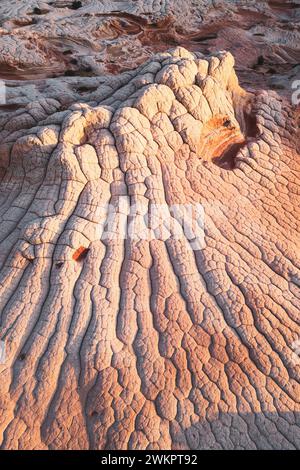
[0,43,299,450]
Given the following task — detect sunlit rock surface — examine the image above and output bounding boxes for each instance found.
[0,1,299,451]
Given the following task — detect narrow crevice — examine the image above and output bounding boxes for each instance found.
[244,111,260,138]
[212,141,246,170]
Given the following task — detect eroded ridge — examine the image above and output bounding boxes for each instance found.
[0,47,299,450]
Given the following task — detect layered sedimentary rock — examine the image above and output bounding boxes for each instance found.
[0,44,299,450]
[0,0,299,94]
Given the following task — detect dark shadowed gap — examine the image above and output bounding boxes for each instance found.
[0,103,23,111]
[212,142,246,170]
[244,111,260,138]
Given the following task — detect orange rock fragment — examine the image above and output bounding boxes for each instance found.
[72,246,89,261]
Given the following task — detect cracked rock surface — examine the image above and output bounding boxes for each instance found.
[0,44,299,450]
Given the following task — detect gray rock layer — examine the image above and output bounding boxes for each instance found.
[0,47,299,450]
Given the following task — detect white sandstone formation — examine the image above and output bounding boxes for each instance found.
[0,3,299,449]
